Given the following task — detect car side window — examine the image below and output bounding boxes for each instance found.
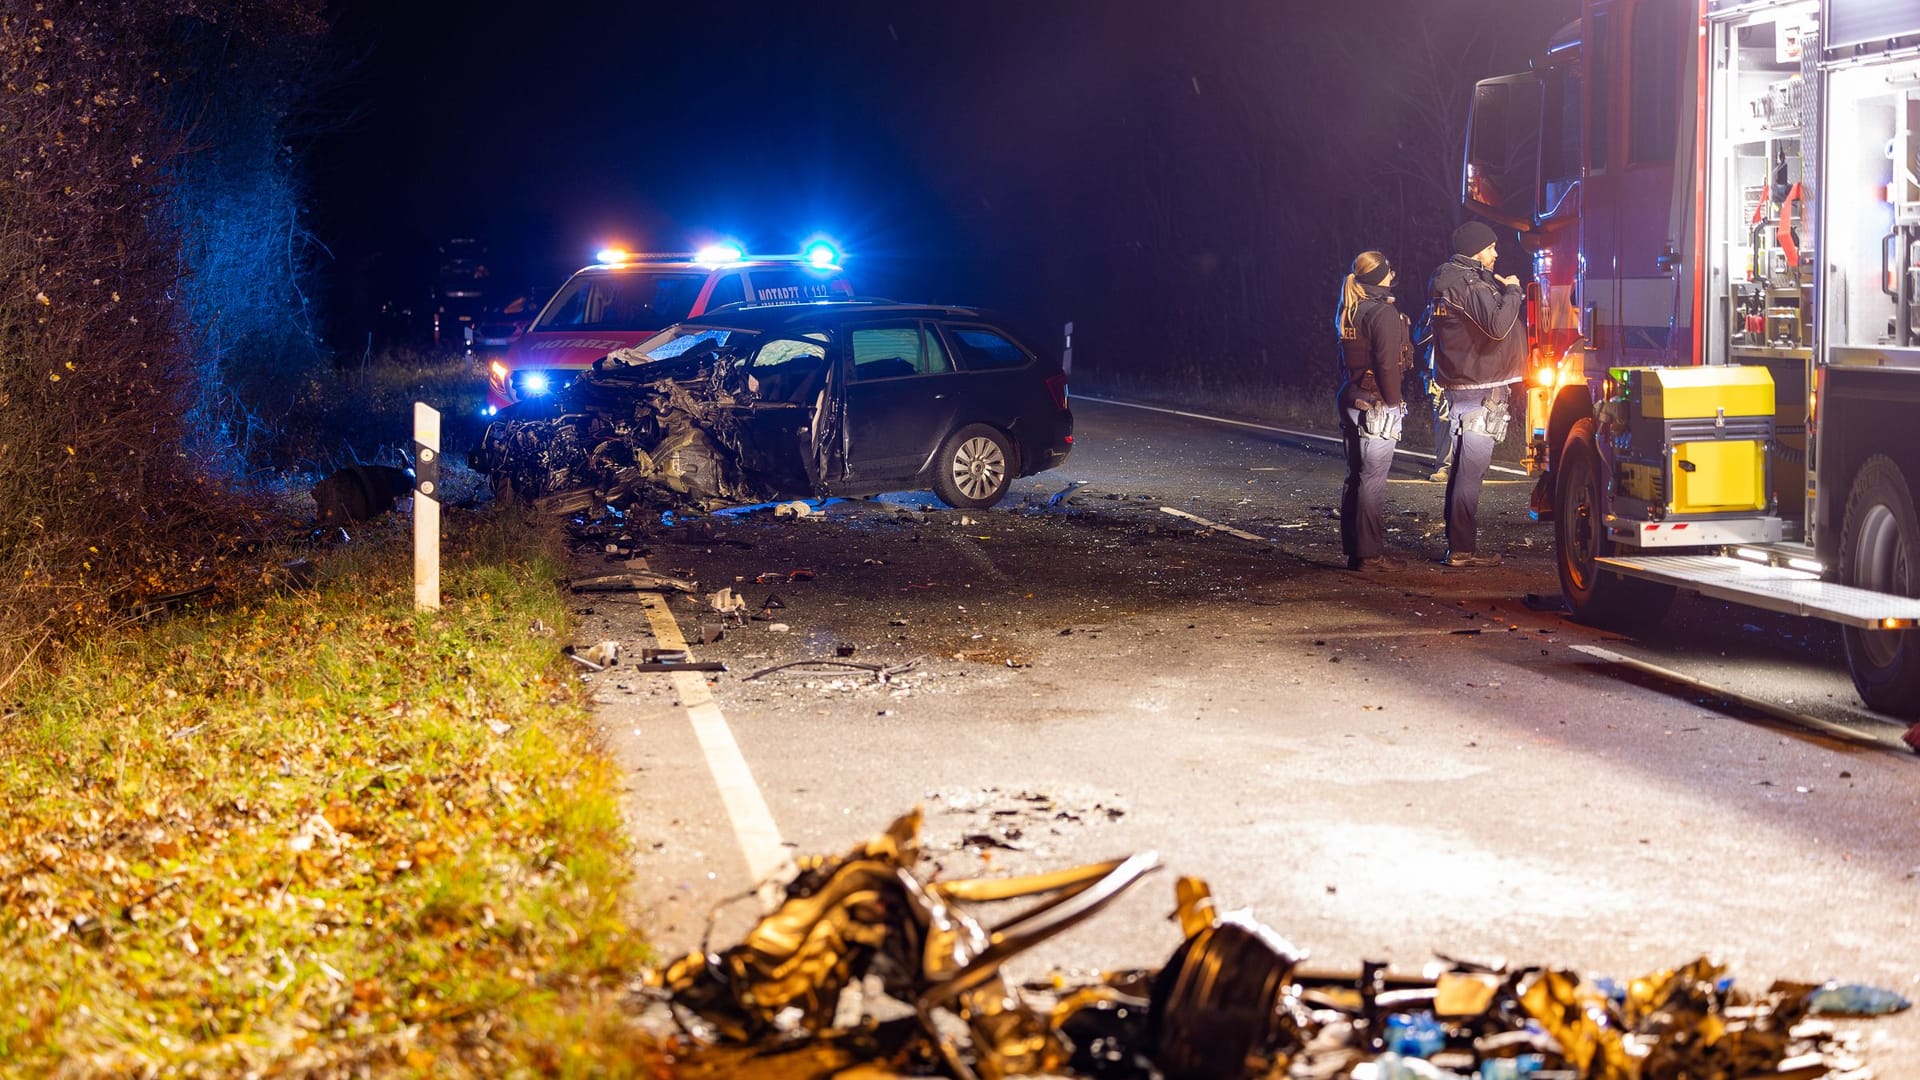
[702,273,745,312]
[746,335,829,402]
[850,325,923,381]
[944,325,1031,371]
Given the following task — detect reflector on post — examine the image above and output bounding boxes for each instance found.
[414,402,441,612]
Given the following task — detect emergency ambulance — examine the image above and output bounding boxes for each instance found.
[484,243,853,412]
[1462,0,1920,714]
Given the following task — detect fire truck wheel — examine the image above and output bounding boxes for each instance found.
[1554,420,1675,630]
[1839,455,1920,718]
[931,424,1014,509]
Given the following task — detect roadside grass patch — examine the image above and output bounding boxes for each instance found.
[0,509,663,1076]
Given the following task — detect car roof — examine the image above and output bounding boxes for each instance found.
[679,299,991,332]
[566,256,842,277]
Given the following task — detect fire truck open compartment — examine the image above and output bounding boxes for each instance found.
[1706,2,1816,529]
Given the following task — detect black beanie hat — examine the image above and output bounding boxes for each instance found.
[1451,221,1497,258]
[1356,258,1391,286]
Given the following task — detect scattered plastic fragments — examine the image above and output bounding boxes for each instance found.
[1806,981,1911,1015]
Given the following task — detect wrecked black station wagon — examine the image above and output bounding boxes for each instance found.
[469,301,1074,512]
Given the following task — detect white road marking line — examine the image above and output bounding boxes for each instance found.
[1077,394,1531,477]
[637,592,794,908]
[1159,506,1269,543]
[1570,644,1893,747]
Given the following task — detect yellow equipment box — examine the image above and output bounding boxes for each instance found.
[1616,366,1775,519]
[1634,365,1775,420]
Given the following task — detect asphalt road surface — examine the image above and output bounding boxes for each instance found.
[571,395,1920,1073]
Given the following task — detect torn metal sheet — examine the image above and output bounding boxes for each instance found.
[657,809,1161,1080]
[655,811,1904,1079]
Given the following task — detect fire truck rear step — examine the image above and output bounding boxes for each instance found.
[1595,554,1920,629]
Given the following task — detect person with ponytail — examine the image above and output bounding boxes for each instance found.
[1335,250,1413,572]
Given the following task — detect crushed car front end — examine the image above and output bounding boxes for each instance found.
[470,330,821,513]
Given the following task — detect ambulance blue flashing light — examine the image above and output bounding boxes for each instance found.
[521,372,552,396]
[804,240,841,269]
[695,243,745,267]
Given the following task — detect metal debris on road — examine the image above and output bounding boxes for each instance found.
[565,640,620,669]
[743,657,921,683]
[706,587,747,616]
[654,809,1162,1079]
[653,811,1904,1079]
[773,500,815,518]
[570,571,697,594]
[1049,479,1091,506]
[1159,506,1269,543]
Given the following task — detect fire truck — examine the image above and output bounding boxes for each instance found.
[1461,0,1920,715]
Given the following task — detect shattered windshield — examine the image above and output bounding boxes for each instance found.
[533,271,708,333]
[606,326,753,367]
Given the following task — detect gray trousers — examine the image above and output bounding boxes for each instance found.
[1442,388,1499,554]
[1433,404,1457,473]
[1340,407,1397,561]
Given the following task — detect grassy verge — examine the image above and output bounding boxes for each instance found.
[0,508,662,1077]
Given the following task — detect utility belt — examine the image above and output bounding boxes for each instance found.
[1452,384,1512,443]
[1360,401,1407,441]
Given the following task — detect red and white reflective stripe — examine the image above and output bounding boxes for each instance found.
[1640,523,1692,532]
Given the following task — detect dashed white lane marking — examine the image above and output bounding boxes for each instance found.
[637,592,794,908]
[1077,394,1531,477]
[1159,506,1268,542]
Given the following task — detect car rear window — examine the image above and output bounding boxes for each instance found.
[944,326,1030,371]
[851,327,921,381]
[850,324,954,381]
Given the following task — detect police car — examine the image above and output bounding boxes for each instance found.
[483,242,854,412]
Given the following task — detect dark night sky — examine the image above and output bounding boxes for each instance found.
[308,1,1576,354]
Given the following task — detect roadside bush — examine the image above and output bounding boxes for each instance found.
[0,2,325,689]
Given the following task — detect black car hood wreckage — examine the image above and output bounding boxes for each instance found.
[470,342,831,515]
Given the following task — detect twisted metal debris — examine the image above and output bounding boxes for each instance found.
[655,810,1902,1079]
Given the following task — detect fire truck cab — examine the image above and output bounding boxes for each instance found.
[1463,0,1920,715]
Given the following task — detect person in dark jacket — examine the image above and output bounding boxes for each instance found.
[1427,221,1525,567]
[1335,250,1412,571]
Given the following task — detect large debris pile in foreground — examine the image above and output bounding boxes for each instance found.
[651,810,1901,1079]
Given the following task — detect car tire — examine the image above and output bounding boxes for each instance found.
[931,423,1014,509]
[1555,419,1675,630]
[1838,455,1920,717]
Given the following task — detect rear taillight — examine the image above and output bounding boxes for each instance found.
[1044,372,1069,412]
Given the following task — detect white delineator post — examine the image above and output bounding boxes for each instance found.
[414,402,441,611]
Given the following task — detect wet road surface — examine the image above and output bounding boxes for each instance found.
[572,396,1920,1073]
